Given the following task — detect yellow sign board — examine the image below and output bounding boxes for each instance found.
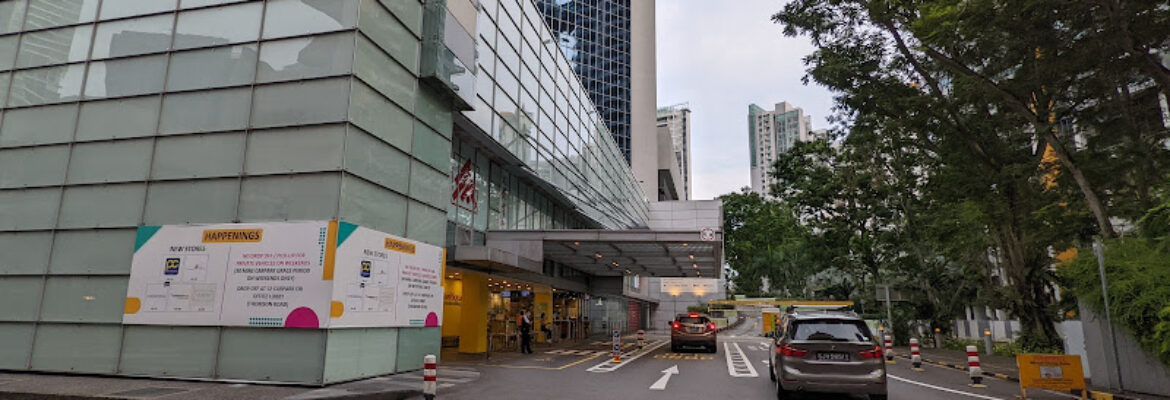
[1017,354,1086,395]
[201,228,263,243]
[762,312,777,335]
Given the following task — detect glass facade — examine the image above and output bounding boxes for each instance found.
[460,0,647,230]
[535,0,632,163]
[0,0,651,384]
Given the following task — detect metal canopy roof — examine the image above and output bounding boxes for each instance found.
[484,230,723,279]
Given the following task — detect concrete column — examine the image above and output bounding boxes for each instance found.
[629,0,657,200]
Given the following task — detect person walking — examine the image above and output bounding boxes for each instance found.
[520,310,534,354]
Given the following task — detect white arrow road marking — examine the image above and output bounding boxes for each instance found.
[649,365,679,390]
[888,375,1006,400]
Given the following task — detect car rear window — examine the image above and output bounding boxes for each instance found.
[791,319,872,342]
[678,317,708,324]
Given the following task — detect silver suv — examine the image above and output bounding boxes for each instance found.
[768,311,887,400]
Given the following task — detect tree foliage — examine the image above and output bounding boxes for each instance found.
[747,0,1170,350]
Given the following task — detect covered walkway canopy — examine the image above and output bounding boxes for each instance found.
[455,229,723,279]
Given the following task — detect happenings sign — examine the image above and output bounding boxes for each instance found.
[124,221,443,329]
[1016,354,1086,395]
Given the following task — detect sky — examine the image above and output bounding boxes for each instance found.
[656,0,835,200]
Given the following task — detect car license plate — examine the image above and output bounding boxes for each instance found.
[688,327,702,333]
[816,352,849,361]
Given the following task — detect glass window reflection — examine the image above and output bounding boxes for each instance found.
[25,0,100,30]
[84,54,166,98]
[98,0,175,20]
[262,0,359,40]
[9,64,84,106]
[257,32,353,83]
[0,35,17,71]
[91,14,172,59]
[0,1,28,35]
[167,44,257,91]
[16,25,93,68]
[173,2,260,49]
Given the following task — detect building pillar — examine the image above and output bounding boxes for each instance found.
[458,272,490,353]
[534,286,552,343]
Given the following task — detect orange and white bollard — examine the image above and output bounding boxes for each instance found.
[423,354,437,399]
[637,330,645,350]
[910,338,922,370]
[883,335,895,363]
[966,345,985,387]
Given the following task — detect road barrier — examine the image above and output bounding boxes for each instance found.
[637,330,645,350]
[966,345,985,387]
[910,338,922,370]
[423,354,437,399]
[884,335,895,362]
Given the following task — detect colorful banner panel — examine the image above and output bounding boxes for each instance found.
[124,221,443,329]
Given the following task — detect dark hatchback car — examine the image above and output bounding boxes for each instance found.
[769,311,887,400]
[670,313,718,353]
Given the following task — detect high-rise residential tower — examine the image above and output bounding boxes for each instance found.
[749,102,817,195]
[657,103,692,200]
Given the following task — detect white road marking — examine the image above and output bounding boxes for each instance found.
[586,339,668,373]
[649,365,679,390]
[888,374,1006,400]
[723,342,759,377]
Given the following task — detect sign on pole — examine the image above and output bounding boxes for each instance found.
[1016,354,1087,398]
[612,329,621,362]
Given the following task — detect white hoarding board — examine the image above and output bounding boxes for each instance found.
[125,221,332,327]
[660,278,719,295]
[330,223,444,328]
[125,221,444,329]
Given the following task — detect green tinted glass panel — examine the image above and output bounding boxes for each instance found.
[0,187,60,230]
[238,173,340,222]
[338,174,407,236]
[76,96,161,142]
[57,183,146,228]
[0,277,43,321]
[406,201,445,247]
[151,131,245,180]
[66,139,153,184]
[394,327,439,371]
[245,125,344,175]
[0,145,69,188]
[0,323,33,369]
[120,326,218,378]
[217,327,325,383]
[0,231,52,274]
[348,81,412,151]
[0,103,78,148]
[49,229,136,275]
[40,276,129,323]
[143,179,240,225]
[31,323,122,373]
[343,126,410,194]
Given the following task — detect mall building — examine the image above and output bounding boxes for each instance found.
[0,0,721,385]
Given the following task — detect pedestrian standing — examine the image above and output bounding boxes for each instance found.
[520,310,534,354]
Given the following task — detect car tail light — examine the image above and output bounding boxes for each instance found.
[671,322,680,330]
[689,313,699,318]
[777,343,808,357]
[859,346,883,359]
[707,323,716,331]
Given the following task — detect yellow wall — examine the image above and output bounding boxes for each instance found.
[441,278,463,338]
[534,285,552,343]
[457,271,489,353]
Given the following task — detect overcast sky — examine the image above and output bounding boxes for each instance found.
[656,0,835,200]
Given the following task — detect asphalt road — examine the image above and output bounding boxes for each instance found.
[438,317,1079,400]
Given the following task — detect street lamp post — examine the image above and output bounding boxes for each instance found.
[1093,239,1125,391]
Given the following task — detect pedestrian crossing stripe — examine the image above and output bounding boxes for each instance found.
[545,349,608,356]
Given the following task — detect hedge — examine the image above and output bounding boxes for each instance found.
[1063,237,1170,366]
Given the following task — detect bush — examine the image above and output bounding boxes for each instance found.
[686,304,707,313]
[1063,237,1170,366]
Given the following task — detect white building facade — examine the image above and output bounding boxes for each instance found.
[749,102,816,196]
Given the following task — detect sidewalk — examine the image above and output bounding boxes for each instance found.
[0,366,480,400]
[894,346,1170,400]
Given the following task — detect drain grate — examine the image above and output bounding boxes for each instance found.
[107,387,189,398]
